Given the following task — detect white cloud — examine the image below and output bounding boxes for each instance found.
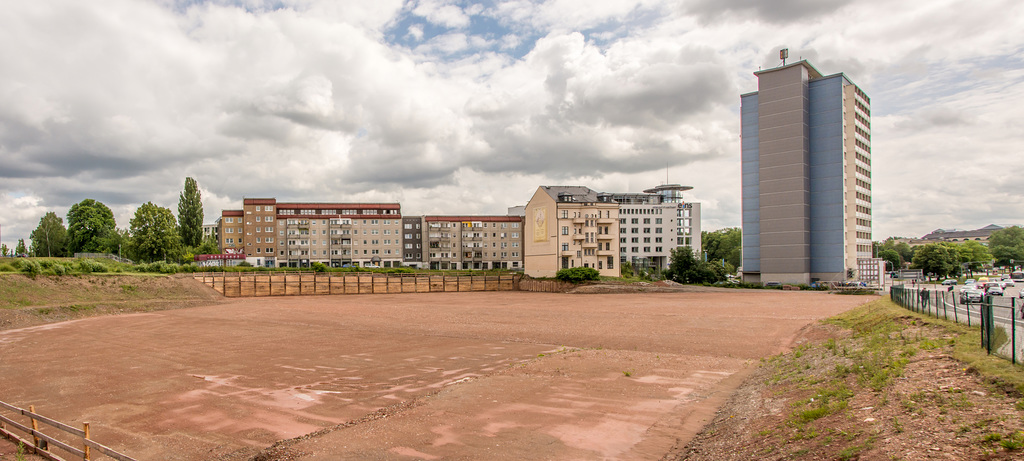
[412,0,472,29]
[1,0,1022,251]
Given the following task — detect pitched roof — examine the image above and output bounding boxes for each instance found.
[538,186,601,202]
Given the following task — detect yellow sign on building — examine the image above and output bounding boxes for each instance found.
[533,207,547,242]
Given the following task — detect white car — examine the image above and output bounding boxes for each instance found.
[961,289,984,303]
[1001,278,1015,288]
[986,286,1004,296]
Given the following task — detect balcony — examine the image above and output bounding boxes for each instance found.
[560,249,575,257]
[597,218,616,224]
[572,217,585,224]
[582,241,598,248]
[597,233,614,240]
[598,249,616,256]
[572,234,585,240]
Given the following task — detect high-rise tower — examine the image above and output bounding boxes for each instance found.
[740,59,872,285]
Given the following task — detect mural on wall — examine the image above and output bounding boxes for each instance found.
[533,207,547,243]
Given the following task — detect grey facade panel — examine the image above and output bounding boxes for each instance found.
[741,92,760,273]
[808,76,846,274]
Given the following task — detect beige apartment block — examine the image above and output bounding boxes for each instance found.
[524,186,620,278]
[219,198,403,268]
[424,216,524,270]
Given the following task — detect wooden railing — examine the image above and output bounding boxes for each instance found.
[194,272,522,297]
[0,400,135,461]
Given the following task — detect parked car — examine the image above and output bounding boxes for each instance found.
[941,279,957,286]
[1001,278,1015,288]
[960,289,984,303]
[764,281,782,288]
[986,285,1004,296]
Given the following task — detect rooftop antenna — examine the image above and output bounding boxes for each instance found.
[780,48,788,65]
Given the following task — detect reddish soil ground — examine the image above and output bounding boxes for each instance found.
[0,289,871,460]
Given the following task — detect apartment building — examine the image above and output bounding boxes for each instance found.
[423,216,524,270]
[203,221,220,242]
[613,184,701,271]
[524,186,620,277]
[740,59,872,284]
[219,198,403,268]
[402,217,426,268]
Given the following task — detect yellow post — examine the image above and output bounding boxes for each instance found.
[29,405,39,450]
[84,422,91,460]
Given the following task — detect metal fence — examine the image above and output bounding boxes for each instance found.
[890,285,1024,365]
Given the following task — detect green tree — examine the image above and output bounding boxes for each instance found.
[97,228,130,258]
[702,227,742,271]
[0,244,8,257]
[878,249,900,271]
[127,202,181,263]
[988,226,1024,268]
[177,177,204,247]
[911,243,959,280]
[15,239,27,255]
[957,240,992,277]
[66,199,117,254]
[195,235,220,256]
[668,246,725,284]
[29,212,69,257]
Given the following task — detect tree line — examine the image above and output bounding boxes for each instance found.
[877,227,1024,279]
[1,177,218,263]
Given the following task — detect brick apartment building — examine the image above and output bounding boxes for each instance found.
[219,198,403,268]
[420,216,524,270]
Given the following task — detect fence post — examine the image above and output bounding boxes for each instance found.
[1012,296,1017,365]
[29,404,39,451]
[84,422,91,460]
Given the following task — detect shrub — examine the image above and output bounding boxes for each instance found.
[555,267,600,283]
[76,259,108,274]
[44,263,67,276]
[20,260,42,277]
[179,263,199,273]
[311,262,327,272]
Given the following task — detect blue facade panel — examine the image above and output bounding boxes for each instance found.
[807,76,845,274]
[740,93,760,272]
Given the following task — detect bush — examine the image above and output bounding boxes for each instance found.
[20,260,42,277]
[311,262,327,272]
[76,259,108,274]
[555,267,600,283]
[44,263,67,276]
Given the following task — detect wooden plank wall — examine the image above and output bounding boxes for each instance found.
[195,272,526,298]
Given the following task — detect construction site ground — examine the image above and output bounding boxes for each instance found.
[0,276,871,460]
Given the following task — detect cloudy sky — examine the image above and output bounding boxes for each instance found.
[2,0,1022,250]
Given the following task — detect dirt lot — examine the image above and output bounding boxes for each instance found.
[0,285,870,460]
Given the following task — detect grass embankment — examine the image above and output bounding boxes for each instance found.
[683,298,1024,460]
[0,273,222,330]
